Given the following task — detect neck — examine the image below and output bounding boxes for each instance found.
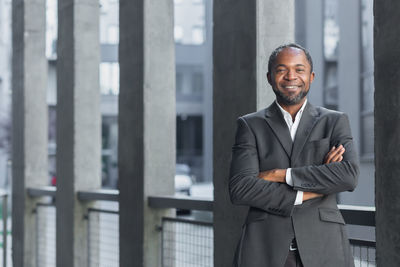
[277,98,306,121]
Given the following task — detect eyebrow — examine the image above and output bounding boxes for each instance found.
[275,64,306,69]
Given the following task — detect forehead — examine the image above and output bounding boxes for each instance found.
[274,47,310,68]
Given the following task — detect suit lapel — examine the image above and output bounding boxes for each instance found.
[264,102,293,158]
[290,102,320,165]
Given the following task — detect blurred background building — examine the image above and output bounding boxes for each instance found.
[0,0,372,203]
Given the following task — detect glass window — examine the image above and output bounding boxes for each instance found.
[107,25,119,44]
[191,72,203,94]
[191,26,204,45]
[324,0,340,60]
[100,63,119,95]
[46,0,57,59]
[176,72,183,93]
[174,26,184,43]
[174,0,205,45]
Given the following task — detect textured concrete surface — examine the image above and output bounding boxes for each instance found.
[213,1,294,266]
[374,1,400,265]
[56,0,101,266]
[11,0,48,266]
[118,0,175,266]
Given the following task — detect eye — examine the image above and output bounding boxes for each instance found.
[296,69,305,73]
[276,69,286,73]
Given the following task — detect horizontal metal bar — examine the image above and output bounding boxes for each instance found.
[148,195,213,211]
[27,186,56,197]
[77,189,119,202]
[88,207,119,215]
[162,216,213,227]
[338,205,375,227]
[349,238,376,248]
[36,202,56,208]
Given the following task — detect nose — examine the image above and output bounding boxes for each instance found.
[284,69,297,80]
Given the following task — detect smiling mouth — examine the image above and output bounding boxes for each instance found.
[283,85,301,90]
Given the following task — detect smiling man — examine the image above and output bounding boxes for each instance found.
[229,44,359,267]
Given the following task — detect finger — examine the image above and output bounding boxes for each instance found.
[325,146,342,163]
[326,145,345,163]
[324,147,332,163]
[330,148,345,162]
[324,146,336,163]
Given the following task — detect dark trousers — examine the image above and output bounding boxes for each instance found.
[284,249,303,267]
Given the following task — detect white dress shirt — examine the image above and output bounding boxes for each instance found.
[276,99,308,205]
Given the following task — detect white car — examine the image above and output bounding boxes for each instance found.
[175,164,194,196]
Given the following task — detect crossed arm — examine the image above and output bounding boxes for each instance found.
[229,114,359,216]
[258,145,345,201]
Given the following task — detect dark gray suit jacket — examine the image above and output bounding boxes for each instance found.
[229,101,359,267]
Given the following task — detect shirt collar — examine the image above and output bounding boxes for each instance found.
[275,99,308,120]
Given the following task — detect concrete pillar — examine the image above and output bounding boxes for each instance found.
[56,0,101,266]
[118,0,175,266]
[11,0,48,266]
[213,1,294,266]
[374,1,400,265]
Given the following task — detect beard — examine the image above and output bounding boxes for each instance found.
[272,86,309,106]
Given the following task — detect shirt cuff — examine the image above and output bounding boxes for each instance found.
[294,191,303,205]
[285,168,293,186]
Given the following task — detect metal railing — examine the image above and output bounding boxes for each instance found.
[28,187,120,267]
[162,217,213,267]
[36,203,56,267]
[339,205,376,266]
[28,186,57,267]
[0,190,9,267]
[150,196,377,267]
[86,207,119,267]
[78,189,119,267]
[24,188,377,267]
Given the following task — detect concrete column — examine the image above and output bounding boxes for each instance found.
[213,1,294,266]
[11,0,48,266]
[118,1,175,266]
[374,1,400,265]
[56,0,101,266]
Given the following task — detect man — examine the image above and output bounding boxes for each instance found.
[229,43,359,267]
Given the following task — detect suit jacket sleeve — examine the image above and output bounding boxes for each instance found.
[291,113,360,194]
[229,117,297,217]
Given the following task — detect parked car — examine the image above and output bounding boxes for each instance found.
[175,163,194,196]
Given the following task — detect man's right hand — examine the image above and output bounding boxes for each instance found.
[302,145,346,201]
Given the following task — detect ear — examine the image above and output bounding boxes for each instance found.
[267,72,272,85]
[310,71,315,83]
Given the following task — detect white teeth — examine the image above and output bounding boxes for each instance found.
[285,86,298,89]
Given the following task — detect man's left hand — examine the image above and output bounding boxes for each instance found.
[258,169,286,183]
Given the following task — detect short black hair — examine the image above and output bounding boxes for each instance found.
[267,43,313,74]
